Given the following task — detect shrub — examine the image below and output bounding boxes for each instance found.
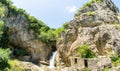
[38,27,65,43]
[77,44,96,58]
[112,59,120,67]
[0,26,10,48]
[111,54,119,62]
[0,21,4,38]
[8,59,24,71]
[87,11,94,16]
[0,6,5,17]
[102,67,109,71]
[62,22,68,29]
[111,54,120,67]
[0,48,11,70]
[0,0,12,6]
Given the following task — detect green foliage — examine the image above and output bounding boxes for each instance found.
[0,27,10,48]
[62,22,68,29]
[87,11,94,16]
[111,54,119,62]
[54,28,65,39]
[38,28,54,43]
[0,48,24,71]
[111,54,120,67]
[77,44,96,58]
[0,21,10,48]
[0,0,12,6]
[38,27,65,43]
[0,21,4,38]
[0,6,5,17]
[102,67,109,71]
[8,59,24,71]
[0,48,11,70]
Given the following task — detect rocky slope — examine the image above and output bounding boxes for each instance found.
[56,0,120,67]
[0,0,54,63]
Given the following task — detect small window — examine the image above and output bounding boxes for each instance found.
[75,58,77,64]
[84,59,88,67]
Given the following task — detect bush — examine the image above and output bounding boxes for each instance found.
[87,11,94,16]
[0,0,12,6]
[77,44,96,58]
[111,54,120,67]
[0,27,10,48]
[111,54,119,62]
[0,21,4,39]
[62,22,68,29]
[0,6,5,17]
[8,59,24,71]
[102,67,109,71]
[0,48,11,70]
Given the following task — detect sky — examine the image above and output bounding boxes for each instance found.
[11,0,120,28]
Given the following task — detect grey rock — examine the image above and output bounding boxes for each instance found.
[57,0,120,67]
[2,6,52,62]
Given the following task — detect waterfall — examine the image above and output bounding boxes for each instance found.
[49,51,57,68]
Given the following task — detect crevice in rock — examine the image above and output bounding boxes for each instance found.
[51,45,57,52]
[11,45,30,58]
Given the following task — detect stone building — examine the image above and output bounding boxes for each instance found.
[70,57,112,71]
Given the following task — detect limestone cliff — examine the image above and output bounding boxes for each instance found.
[56,0,120,66]
[0,0,54,62]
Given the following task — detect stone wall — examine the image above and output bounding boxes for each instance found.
[70,57,112,71]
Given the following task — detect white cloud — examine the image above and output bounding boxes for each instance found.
[66,5,78,13]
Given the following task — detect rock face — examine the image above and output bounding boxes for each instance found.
[56,0,120,66]
[2,5,52,62]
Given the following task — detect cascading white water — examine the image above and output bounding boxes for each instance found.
[49,51,57,68]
